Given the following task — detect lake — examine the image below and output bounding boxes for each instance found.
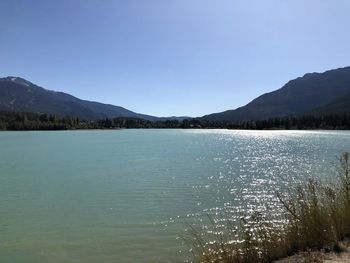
[0,129,349,262]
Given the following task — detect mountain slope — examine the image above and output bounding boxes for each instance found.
[308,92,350,115]
[0,77,158,121]
[203,66,350,121]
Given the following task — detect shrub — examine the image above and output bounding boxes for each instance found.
[189,152,350,263]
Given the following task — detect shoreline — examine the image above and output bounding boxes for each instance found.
[1,127,350,131]
[275,240,350,262]
[190,153,350,263]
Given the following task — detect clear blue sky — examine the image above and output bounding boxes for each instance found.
[1,0,350,117]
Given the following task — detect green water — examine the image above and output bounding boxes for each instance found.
[0,129,349,262]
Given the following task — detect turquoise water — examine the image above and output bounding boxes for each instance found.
[0,129,349,262]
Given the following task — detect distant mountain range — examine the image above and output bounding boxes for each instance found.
[1,66,350,122]
[203,66,350,121]
[0,77,189,121]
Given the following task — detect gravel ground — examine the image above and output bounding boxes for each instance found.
[274,241,350,263]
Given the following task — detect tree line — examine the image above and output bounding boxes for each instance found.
[0,111,349,130]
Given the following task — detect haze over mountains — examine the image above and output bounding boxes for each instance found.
[1,66,350,122]
[203,66,350,121]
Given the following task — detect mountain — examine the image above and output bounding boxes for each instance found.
[157,116,191,121]
[0,76,159,121]
[308,92,350,116]
[203,66,350,121]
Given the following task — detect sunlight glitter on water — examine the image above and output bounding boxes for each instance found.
[0,130,349,262]
[172,129,350,256]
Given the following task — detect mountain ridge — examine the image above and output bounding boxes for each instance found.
[202,66,350,121]
[0,76,189,121]
[2,66,350,123]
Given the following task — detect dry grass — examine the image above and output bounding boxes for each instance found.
[188,152,350,263]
